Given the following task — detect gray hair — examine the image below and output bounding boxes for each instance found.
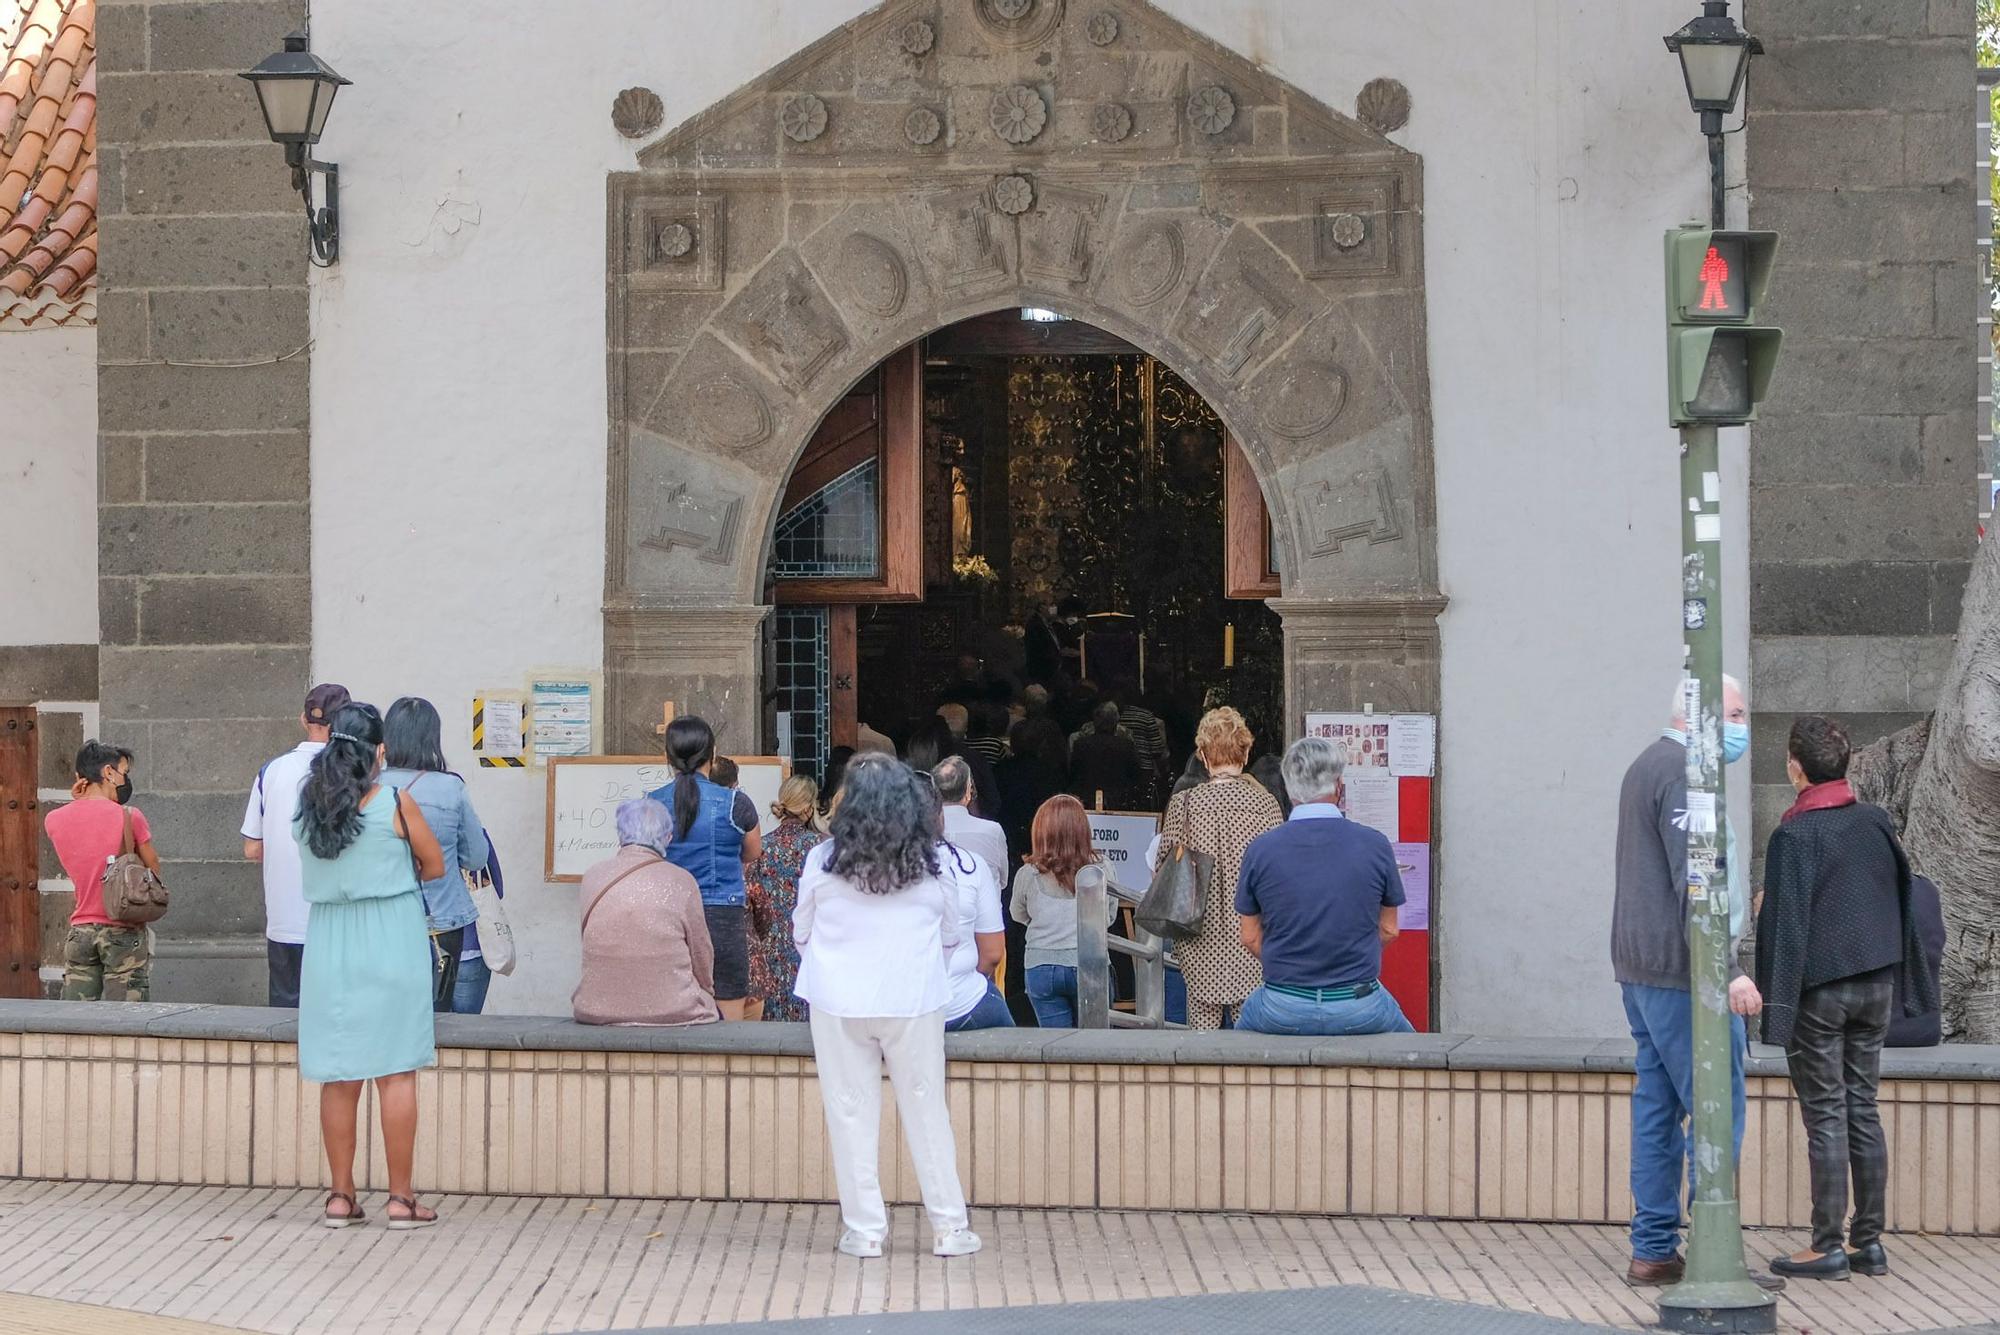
[1668,672,1745,727]
[615,797,675,857]
[1281,736,1346,805]
[932,754,973,804]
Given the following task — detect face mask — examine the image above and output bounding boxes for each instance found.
[1722,721,1749,765]
[113,776,133,805]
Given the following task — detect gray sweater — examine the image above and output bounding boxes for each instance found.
[1611,736,1744,991]
[1009,863,1113,969]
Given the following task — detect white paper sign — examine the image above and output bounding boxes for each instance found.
[1387,715,1436,777]
[1087,811,1161,900]
[531,680,593,759]
[485,699,524,757]
[1343,770,1400,839]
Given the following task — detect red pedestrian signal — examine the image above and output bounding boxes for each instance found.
[1698,245,1730,311]
[1664,226,1781,425]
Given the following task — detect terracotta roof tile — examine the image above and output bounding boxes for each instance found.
[0,0,96,327]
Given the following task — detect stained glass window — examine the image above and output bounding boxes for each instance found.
[769,458,881,579]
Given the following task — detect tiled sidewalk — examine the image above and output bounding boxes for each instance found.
[1,1181,1996,1333]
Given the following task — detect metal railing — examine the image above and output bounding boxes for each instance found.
[1076,868,1182,1028]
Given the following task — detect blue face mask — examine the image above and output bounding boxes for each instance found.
[1722,721,1749,764]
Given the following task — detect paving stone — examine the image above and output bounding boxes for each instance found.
[1749,560,1935,636]
[146,1,306,74]
[33,710,83,790]
[98,504,309,578]
[0,645,98,702]
[1751,0,1931,38]
[97,645,307,720]
[117,143,300,215]
[1748,484,1973,562]
[97,213,306,291]
[148,287,308,363]
[98,360,308,433]
[1754,36,1969,113]
[95,70,271,145]
[1747,633,1953,713]
[137,576,311,646]
[141,433,307,503]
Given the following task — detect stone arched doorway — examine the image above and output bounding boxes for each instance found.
[603,0,1444,756]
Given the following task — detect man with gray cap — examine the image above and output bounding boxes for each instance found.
[1232,735,1412,1036]
[241,682,348,1006]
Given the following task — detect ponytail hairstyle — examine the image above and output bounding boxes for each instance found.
[663,715,716,842]
[298,701,384,860]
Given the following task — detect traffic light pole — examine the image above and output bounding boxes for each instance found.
[1656,424,1775,1334]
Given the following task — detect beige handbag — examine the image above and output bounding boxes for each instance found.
[103,807,169,925]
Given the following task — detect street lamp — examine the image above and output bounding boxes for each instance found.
[1663,0,1761,227]
[240,29,350,265]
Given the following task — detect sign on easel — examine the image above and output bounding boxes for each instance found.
[544,754,789,882]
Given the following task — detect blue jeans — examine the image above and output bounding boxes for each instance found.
[1026,965,1078,1028]
[1238,984,1413,1036]
[451,954,492,1014]
[1622,981,1747,1262]
[945,982,1016,1032]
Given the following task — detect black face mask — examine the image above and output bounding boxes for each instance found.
[113,776,133,805]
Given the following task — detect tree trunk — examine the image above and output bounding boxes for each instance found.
[1862,530,2000,1042]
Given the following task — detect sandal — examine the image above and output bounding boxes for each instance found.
[386,1194,440,1231]
[322,1191,366,1229]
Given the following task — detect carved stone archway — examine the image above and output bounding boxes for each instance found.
[605,0,1443,754]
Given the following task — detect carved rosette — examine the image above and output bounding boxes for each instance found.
[1327,213,1366,250]
[1093,103,1132,143]
[993,174,1035,215]
[1187,84,1236,135]
[653,222,695,260]
[1086,11,1119,45]
[897,19,935,55]
[1356,77,1411,133]
[990,84,1048,145]
[781,93,828,143]
[905,106,942,146]
[612,87,664,139]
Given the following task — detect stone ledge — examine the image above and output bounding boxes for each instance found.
[4,1000,1997,1080]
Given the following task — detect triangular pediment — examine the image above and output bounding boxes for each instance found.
[636,0,1409,172]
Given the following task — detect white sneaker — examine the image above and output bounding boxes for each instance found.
[838,1230,883,1258]
[932,1227,982,1257]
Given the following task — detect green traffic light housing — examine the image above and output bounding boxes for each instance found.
[1664,224,1783,425]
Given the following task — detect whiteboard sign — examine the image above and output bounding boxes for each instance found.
[1088,810,1160,900]
[545,755,789,882]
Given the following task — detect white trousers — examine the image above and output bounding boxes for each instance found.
[808,1007,969,1240]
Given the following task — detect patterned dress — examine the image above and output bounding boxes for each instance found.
[1161,775,1283,1029]
[745,817,821,1021]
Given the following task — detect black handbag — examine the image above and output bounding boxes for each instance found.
[1136,797,1213,942]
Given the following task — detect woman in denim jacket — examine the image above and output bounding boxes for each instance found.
[381,697,490,1011]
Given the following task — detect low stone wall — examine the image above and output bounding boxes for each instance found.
[3,1002,1997,1233]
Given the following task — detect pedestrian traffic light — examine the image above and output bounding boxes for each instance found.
[1664,225,1782,426]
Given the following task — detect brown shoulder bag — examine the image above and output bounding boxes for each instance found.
[103,806,170,925]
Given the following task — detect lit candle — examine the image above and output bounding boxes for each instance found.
[1224,623,1235,669]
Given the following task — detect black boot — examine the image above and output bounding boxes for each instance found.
[1770,1250,1851,1281]
[1846,1241,1889,1276]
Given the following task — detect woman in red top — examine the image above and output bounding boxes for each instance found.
[44,740,163,1001]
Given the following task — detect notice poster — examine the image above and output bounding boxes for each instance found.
[1343,770,1400,838]
[1387,714,1436,778]
[1393,842,1431,931]
[484,698,525,757]
[1303,713,1391,771]
[531,679,594,760]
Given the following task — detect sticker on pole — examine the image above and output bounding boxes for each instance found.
[1673,790,1718,835]
[1682,598,1707,630]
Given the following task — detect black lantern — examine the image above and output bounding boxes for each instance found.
[1663,1,1761,121]
[240,30,349,264]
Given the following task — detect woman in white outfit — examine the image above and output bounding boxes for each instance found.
[793,754,981,1259]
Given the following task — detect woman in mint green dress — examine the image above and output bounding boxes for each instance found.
[295,701,446,1230]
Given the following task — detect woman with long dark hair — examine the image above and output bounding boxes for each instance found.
[294,702,446,1229]
[793,755,979,1259]
[381,697,491,1012]
[644,716,762,1020]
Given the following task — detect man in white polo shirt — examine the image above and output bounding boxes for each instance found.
[241,682,347,1007]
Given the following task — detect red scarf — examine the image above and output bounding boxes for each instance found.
[1782,778,1855,823]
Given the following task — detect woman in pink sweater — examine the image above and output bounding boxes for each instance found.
[573,799,718,1027]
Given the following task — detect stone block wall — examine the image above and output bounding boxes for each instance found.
[94,0,310,1002]
[1745,0,1978,844]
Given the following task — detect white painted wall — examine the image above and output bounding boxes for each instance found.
[309,0,1751,1031]
[1,329,97,647]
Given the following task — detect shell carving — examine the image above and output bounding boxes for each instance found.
[994,175,1035,215]
[991,0,1034,17]
[781,94,829,143]
[905,107,943,146]
[1355,77,1411,133]
[611,87,664,140]
[1187,84,1236,135]
[1093,103,1132,143]
[990,85,1048,145]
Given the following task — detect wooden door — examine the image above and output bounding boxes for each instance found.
[0,707,40,998]
[1224,434,1280,598]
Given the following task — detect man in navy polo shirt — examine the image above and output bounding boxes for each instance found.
[1235,736,1412,1036]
